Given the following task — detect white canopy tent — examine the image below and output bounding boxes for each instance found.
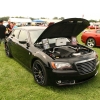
[8,18,32,23]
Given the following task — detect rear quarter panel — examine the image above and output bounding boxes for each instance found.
[81,31,97,44]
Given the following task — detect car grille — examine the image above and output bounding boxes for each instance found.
[75,59,96,75]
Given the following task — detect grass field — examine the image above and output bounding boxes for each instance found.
[0,33,100,100]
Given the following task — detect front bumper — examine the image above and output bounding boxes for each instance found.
[50,61,99,85]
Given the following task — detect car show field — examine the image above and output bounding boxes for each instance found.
[0,31,100,100]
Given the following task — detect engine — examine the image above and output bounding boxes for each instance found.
[35,38,91,59]
[44,45,91,59]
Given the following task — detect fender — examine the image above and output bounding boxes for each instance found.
[31,51,53,67]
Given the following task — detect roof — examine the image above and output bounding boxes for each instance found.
[16,26,47,30]
[8,18,32,23]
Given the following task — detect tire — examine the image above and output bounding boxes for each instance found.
[32,60,48,86]
[86,38,96,48]
[5,44,12,57]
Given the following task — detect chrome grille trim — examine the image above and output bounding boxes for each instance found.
[75,58,96,75]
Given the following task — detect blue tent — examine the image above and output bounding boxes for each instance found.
[33,19,44,23]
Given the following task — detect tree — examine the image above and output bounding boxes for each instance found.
[59,17,64,20]
[14,16,25,18]
[15,16,19,18]
[98,19,100,22]
[19,16,24,18]
[88,19,97,22]
[0,16,9,21]
[30,17,35,20]
[53,17,58,19]
[40,17,46,19]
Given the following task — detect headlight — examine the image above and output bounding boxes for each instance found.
[94,52,98,63]
[51,62,72,70]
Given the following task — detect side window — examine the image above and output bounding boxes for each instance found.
[96,30,100,34]
[18,30,28,41]
[12,29,20,38]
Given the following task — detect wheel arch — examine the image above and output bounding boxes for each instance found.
[31,58,51,86]
[86,37,96,44]
[5,42,12,57]
[30,57,50,69]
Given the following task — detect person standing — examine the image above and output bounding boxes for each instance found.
[12,22,17,29]
[6,21,13,36]
[0,20,6,45]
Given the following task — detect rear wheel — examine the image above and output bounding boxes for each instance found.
[5,44,12,57]
[32,60,48,86]
[86,38,96,48]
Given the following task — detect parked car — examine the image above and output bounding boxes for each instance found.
[88,25,99,29]
[5,18,99,86]
[81,29,100,47]
[48,22,55,27]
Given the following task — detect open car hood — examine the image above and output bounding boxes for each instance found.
[35,18,90,43]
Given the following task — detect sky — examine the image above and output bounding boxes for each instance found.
[1,0,100,20]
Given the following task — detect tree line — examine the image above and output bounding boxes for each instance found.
[0,16,65,21]
[0,16,35,21]
[0,16,99,22]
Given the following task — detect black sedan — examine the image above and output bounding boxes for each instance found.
[5,18,99,86]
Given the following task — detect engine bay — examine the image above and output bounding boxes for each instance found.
[35,38,92,59]
[44,45,91,59]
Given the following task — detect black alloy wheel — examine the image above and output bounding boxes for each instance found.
[32,60,48,86]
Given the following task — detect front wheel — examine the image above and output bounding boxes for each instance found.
[32,60,48,86]
[86,38,96,48]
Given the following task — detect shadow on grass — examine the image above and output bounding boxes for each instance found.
[44,74,100,92]
[11,57,32,74]
[6,49,99,93]
[11,56,100,92]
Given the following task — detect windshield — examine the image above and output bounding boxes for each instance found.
[29,29,45,43]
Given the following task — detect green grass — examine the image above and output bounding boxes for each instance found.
[0,34,100,100]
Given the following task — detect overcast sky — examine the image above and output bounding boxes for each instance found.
[1,0,100,20]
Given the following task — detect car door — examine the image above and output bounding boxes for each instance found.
[96,30,100,46]
[9,29,21,58]
[16,29,32,67]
